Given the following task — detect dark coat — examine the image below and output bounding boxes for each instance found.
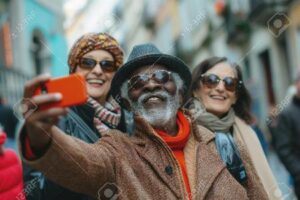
[23,103,130,200]
[0,104,18,138]
[271,96,300,182]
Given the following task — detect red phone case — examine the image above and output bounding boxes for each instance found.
[34,74,88,110]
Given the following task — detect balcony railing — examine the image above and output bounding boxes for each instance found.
[0,67,31,106]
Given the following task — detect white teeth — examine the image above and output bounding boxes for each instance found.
[145,96,162,103]
[88,79,104,84]
[211,95,225,100]
[149,97,160,101]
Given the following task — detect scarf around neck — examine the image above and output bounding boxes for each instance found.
[190,99,247,183]
[87,96,121,134]
[155,111,191,199]
[155,111,190,149]
[190,98,235,132]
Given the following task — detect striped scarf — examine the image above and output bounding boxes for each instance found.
[87,96,121,134]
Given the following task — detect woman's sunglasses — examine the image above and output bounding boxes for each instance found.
[128,70,172,90]
[200,74,242,92]
[79,58,117,72]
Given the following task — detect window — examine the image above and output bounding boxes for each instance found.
[30,30,51,75]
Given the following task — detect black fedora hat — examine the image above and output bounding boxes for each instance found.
[110,43,191,99]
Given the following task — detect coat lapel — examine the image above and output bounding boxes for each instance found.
[191,124,227,200]
[130,116,183,199]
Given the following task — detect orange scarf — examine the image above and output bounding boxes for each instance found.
[155,111,191,199]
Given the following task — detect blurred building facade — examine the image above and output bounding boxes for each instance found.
[111,0,300,131]
[64,0,119,49]
[0,0,67,105]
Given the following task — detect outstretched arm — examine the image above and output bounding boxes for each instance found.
[20,126,117,198]
[20,74,117,198]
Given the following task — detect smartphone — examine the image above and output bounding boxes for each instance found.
[34,73,88,110]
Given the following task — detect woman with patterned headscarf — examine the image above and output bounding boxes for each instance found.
[23,33,128,200]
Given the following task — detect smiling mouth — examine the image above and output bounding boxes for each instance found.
[210,95,227,100]
[87,79,105,86]
[143,95,166,104]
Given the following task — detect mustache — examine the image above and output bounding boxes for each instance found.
[137,90,170,104]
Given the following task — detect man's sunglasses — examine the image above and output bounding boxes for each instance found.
[79,58,117,72]
[200,74,242,92]
[128,70,172,90]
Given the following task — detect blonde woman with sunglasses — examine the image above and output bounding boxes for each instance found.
[187,57,280,199]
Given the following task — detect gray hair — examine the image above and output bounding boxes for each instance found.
[120,71,184,101]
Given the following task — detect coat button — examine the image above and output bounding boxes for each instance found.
[165,165,173,175]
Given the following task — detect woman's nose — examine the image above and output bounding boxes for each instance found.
[215,81,226,92]
[91,63,104,75]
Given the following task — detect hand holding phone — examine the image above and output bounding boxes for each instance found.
[34,74,88,110]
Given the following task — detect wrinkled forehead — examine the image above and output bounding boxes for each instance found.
[130,64,169,78]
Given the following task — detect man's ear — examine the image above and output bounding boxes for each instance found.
[120,98,132,111]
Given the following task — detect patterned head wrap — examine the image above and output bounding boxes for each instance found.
[68,33,124,73]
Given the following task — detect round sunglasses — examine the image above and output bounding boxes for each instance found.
[128,70,172,90]
[200,74,242,92]
[79,57,117,72]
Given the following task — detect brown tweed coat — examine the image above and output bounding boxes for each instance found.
[21,114,269,200]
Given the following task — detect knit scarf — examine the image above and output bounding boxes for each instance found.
[190,98,235,132]
[155,111,191,199]
[190,98,248,183]
[87,96,121,134]
[155,111,190,149]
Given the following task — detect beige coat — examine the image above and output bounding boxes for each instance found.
[21,114,269,200]
[233,117,281,200]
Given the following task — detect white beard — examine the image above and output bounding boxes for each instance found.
[130,90,181,129]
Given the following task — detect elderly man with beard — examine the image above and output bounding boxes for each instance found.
[20,44,268,200]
